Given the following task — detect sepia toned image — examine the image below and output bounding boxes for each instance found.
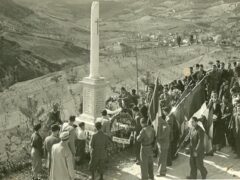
[0,0,240,179]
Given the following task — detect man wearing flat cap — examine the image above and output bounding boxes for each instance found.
[50,131,75,180]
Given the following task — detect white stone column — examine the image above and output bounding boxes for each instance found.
[77,1,108,131]
[89,1,100,79]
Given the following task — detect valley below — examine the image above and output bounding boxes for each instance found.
[0,0,240,178]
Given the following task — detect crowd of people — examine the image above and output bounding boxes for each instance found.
[29,60,240,180]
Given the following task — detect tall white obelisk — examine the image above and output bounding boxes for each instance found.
[77,1,108,131]
[89,1,99,79]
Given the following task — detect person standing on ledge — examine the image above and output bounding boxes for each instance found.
[89,122,109,180]
[186,117,208,179]
[47,103,62,129]
[137,118,155,180]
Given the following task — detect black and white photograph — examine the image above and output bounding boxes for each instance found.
[0,0,240,179]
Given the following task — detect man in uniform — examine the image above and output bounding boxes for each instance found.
[137,118,155,180]
[89,122,109,180]
[156,116,170,177]
[186,117,207,179]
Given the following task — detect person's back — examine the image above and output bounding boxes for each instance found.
[50,143,74,180]
[44,134,60,169]
[137,120,155,180]
[91,131,108,159]
[44,135,60,154]
[139,126,155,146]
[89,122,110,180]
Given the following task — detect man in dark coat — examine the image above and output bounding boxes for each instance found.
[137,118,155,180]
[186,117,208,179]
[89,122,109,180]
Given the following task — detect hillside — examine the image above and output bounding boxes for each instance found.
[0,0,90,90]
[0,1,240,177]
[0,37,64,90]
[0,0,240,90]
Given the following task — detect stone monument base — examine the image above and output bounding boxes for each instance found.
[76,76,108,132]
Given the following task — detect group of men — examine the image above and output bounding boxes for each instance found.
[30,60,240,180]
[128,60,240,179]
[30,104,115,180]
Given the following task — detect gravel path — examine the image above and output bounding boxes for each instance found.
[3,147,240,180]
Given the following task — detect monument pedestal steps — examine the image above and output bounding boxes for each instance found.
[76,77,108,132]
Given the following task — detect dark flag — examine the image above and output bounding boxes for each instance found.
[148,78,159,124]
[170,76,207,125]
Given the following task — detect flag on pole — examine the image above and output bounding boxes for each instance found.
[148,78,159,124]
[188,102,208,131]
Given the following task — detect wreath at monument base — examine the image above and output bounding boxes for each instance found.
[110,110,135,145]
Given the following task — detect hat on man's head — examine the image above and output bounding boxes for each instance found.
[60,131,70,141]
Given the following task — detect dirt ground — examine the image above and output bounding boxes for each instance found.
[3,146,240,180]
